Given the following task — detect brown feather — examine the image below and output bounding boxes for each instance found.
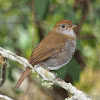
[54,20,72,29]
[28,31,73,65]
[15,67,31,89]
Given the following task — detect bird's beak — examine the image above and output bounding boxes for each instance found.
[67,25,77,29]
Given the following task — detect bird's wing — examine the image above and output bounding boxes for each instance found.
[15,31,72,89]
[28,31,69,65]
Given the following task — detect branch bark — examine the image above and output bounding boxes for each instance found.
[0,47,92,100]
[0,94,14,100]
[0,56,7,87]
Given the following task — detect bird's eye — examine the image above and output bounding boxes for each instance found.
[62,25,65,28]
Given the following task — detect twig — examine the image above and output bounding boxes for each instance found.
[0,94,14,100]
[0,47,92,100]
[0,56,7,87]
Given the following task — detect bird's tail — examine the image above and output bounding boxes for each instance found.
[15,67,31,89]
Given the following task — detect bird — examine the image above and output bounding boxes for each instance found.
[15,19,77,89]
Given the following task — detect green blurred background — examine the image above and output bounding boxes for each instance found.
[0,0,100,100]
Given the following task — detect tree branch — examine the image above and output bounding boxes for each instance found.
[0,94,14,100]
[0,47,92,100]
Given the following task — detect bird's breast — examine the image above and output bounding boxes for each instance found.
[63,38,76,55]
[38,38,76,70]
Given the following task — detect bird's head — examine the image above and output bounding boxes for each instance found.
[53,20,77,37]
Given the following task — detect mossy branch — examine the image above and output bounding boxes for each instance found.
[0,94,14,100]
[0,47,92,100]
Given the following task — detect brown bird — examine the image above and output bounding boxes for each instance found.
[16,20,77,89]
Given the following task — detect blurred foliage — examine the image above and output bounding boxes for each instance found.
[0,0,100,100]
[34,0,49,21]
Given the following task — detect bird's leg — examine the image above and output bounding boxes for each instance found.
[55,76,63,82]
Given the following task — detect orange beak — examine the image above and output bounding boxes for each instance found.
[67,25,77,29]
